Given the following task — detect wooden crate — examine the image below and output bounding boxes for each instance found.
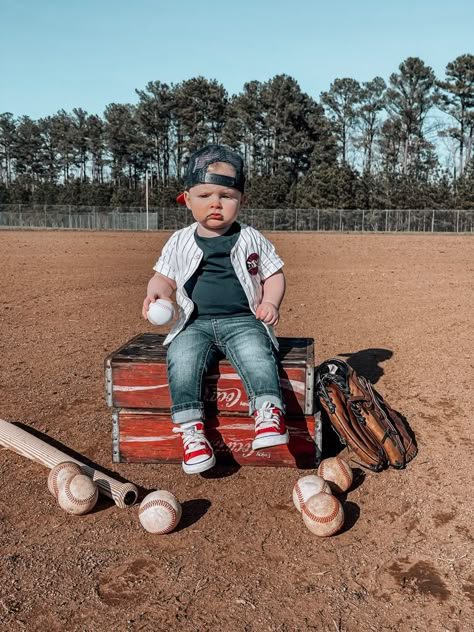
[112,408,322,468]
[105,334,315,417]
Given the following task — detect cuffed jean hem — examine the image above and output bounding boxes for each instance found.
[251,394,286,416]
[171,405,205,425]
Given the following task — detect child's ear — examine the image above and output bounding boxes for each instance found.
[184,191,191,208]
[241,194,247,207]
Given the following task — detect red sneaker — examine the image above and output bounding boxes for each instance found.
[173,421,216,474]
[252,402,289,450]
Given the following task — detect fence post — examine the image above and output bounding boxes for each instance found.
[339,209,342,231]
[385,210,388,232]
[362,209,365,232]
[273,209,276,231]
[295,209,298,231]
[456,209,460,233]
[431,209,435,232]
[317,208,320,231]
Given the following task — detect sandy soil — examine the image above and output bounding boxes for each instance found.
[0,230,473,632]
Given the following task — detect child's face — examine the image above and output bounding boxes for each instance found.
[184,163,245,234]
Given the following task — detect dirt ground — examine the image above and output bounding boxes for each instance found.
[0,229,473,632]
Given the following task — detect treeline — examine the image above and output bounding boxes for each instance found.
[1,55,473,209]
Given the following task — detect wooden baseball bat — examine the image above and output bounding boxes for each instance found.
[0,418,138,508]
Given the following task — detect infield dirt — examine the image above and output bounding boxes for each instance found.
[0,230,473,632]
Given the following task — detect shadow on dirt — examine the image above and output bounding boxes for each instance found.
[338,501,360,534]
[175,498,212,531]
[13,422,133,481]
[199,463,241,479]
[338,348,393,384]
[11,422,145,511]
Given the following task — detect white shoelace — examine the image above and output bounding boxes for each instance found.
[173,423,210,454]
[254,403,281,432]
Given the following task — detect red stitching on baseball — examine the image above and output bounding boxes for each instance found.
[336,457,352,489]
[295,483,305,507]
[63,478,98,505]
[139,499,177,534]
[321,522,343,537]
[302,496,341,524]
[152,302,173,315]
[52,463,81,497]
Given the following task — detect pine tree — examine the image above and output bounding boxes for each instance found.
[386,57,437,175]
[436,54,474,178]
[320,78,362,164]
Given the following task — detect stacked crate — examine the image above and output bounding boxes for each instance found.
[105,333,321,468]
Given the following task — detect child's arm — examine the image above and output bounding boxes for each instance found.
[256,269,285,326]
[142,272,177,320]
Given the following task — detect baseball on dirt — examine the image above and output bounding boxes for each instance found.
[317,456,353,494]
[138,490,182,534]
[57,473,99,515]
[147,299,175,326]
[292,474,332,513]
[302,492,345,537]
[47,461,83,498]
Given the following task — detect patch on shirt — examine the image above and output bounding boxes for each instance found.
[246,253,259,275]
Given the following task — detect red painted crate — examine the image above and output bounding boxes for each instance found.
[105,334,315,417]
[112,409,321,468]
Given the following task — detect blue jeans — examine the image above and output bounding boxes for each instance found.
[167,315,284,423]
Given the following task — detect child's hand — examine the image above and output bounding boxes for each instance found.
[142,295,174,320]
[256,302,279,326]
[142,296,154,320]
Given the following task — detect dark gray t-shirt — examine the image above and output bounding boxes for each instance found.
[184,223,252,320]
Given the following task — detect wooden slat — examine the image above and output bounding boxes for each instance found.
[106,334,314,366]
[114,409,318,469]
[110,364,308,415]
[106,335,315,415]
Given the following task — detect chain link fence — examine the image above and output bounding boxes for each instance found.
[0,204,473,232]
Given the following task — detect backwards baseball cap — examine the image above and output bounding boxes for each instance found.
[176,144,245,205]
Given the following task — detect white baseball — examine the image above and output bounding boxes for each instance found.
[317,456,353,494]
[292,474,332,512]
[138,490,182,534]
[57,474,99,515]
[47,461,83,498]
[302,492,345,537]
[147,299,175,326]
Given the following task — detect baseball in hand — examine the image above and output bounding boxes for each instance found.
[138,490,182,534]
[147,299,175,326]
[317,456,353,494]
[57,474,99,515]
[302,492,344,537]
[292,474,332,513]
[47,461,83,498]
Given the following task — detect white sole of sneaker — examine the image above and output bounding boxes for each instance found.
[252,431,289,451]
[182,453,216,475]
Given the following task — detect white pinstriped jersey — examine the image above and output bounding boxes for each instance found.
[153,222,284,347]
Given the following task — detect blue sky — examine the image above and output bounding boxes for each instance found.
[1,0,473,119]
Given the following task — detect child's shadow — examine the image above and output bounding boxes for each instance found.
[338,348,393,384]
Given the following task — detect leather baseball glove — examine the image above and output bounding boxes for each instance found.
[315,358,417,471]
